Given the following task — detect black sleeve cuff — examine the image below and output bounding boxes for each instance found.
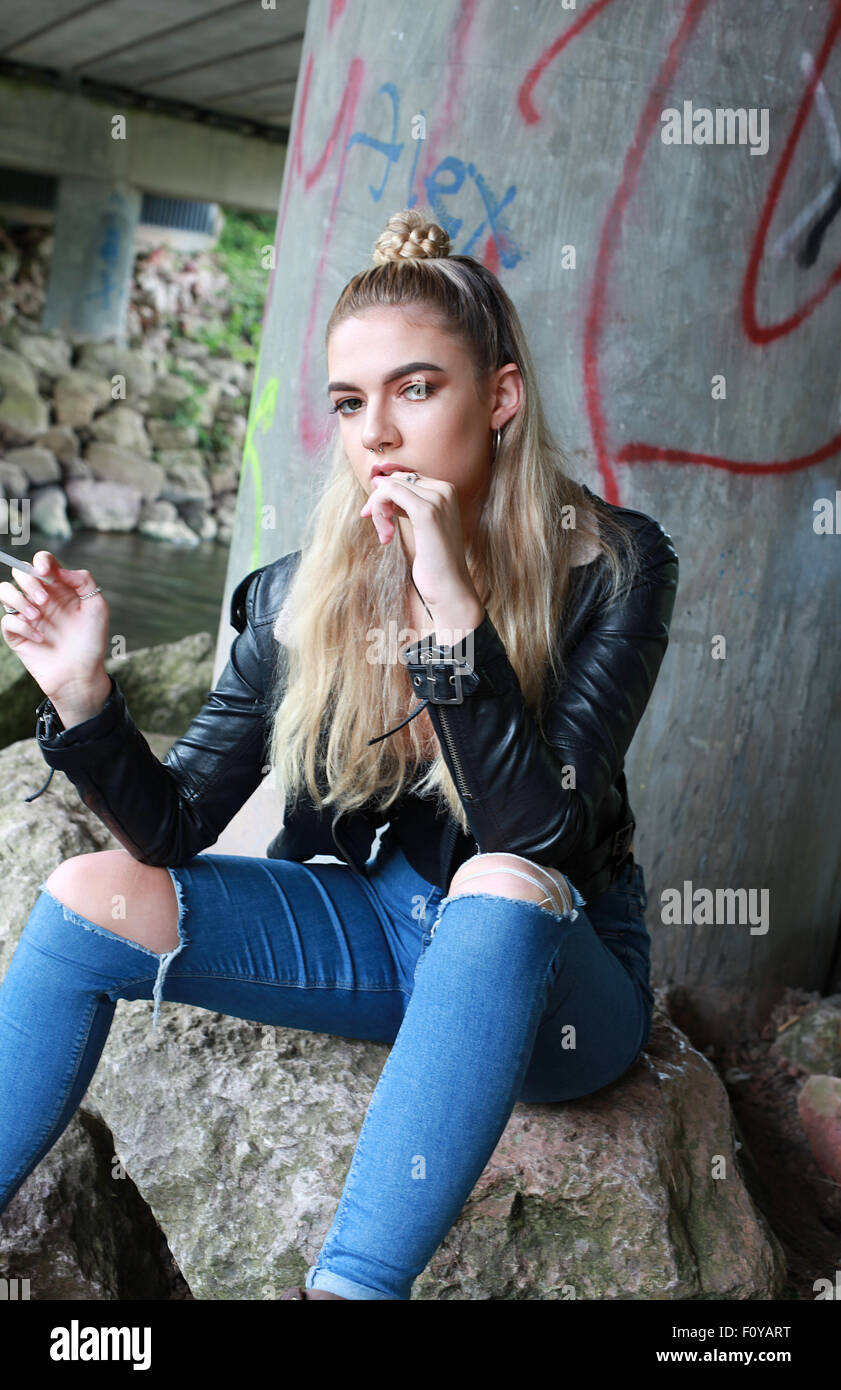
[35,674,124,761]
[400,610,517,703]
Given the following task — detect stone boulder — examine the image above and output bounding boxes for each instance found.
[63,477,143,531]
[147,419,199,450]
[0,1106,177,1300]
[32,425,79,465]
[4,445,62,486]
[75,344,156,400]
[29,484,73,539]
[176,499,218,542]
[16,334,73,382]
[157,452,212,505]
[84,442,164,500]
[771,994,841,1076]
[0,630,214,752]
[0,386,49,442]
[53,370,113,429]
[0,460,29,497]
[75,993,785,1300]
[0,346,38,396]
[797,1075,841,1186]
[0,732,187,1299]
[89,405,153,458]
[145,375,193,418]
[137,499,202,546]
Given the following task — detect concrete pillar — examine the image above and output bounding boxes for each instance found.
[213,0,841,1047]
[41,175,141,343]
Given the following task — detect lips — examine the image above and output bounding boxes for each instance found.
[369,462,408,480]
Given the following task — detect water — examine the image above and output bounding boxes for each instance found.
[21,525,231,652]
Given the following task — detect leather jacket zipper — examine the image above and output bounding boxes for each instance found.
[434,708,483,930]
[438,705,474,802]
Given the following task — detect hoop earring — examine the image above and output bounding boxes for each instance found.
[493,426,502,459]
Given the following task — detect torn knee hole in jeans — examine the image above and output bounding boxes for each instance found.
[151,870,190,1034]
[448,864,578,916]
[431,881,581,936]
[38,869,190,1036]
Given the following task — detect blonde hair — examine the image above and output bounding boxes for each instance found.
[266,208,642,833]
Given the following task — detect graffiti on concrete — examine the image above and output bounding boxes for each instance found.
[83,189,130,315]
[243,0,839,522]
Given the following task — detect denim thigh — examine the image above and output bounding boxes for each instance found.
[520,857,654,1102]
[114,843,652,1104]
[371,838,654,1105]
[114,850,430,1043]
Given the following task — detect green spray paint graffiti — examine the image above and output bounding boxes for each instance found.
[241,373,279,570]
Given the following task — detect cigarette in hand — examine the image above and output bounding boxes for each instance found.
[0,549,56,583]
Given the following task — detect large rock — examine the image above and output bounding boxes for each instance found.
[53,370,113,429]
[203,356,249,389]
[84,442,164,500]
[75,993,788,1301]
[63,477,143,531]
[797,1075,841,1185]
[29,484,73,539]
[176,499,217,542]
[103,632,214,731]
[4,445,61,486]
[771,994,841,1076]
[208,460,239,495]
[0,460,30,497]
[147,419,199,450]
[0,387,49,442]
[32,425,79,466]
[156,452,212,504]
[0,630,214,754]
[171,339,209,362]
[215,388,249,421]
[137,499,202,546]
[16,334,72,381]
[0,1107,177,1300]
[0,345,38,396]
[0,733,190,1299]
[61,456,92,481]
[146,374,194,418]
[90,405,153,458]
[75,343,156,400]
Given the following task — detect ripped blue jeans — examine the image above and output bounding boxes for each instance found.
[0,831,653,1299]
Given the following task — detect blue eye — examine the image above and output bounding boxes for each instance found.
[328,381,437,415]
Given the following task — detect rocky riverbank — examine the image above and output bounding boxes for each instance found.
[0,221,255,548]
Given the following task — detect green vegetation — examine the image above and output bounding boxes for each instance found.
[166,364,205,427]
[197,420,234,455]
[196,209,277,365]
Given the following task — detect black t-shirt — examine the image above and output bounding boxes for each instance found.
[380,784,478,891]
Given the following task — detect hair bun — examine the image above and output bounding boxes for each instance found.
[372,209,451,264]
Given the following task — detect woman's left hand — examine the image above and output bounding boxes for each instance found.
[360,471,484,626]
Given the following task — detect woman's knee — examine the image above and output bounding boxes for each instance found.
[448,852,574,916]
[43,850,180,954]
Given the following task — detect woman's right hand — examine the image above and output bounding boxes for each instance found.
[0,550,110,701]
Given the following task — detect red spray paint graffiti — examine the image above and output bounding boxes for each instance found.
[519,0,841,502]
[265,0,840,505]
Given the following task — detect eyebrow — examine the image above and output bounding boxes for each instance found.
[327,361,447,394]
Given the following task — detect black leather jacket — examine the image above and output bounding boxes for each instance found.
[27,489,678,902]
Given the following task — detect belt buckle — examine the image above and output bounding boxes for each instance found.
[419,649,470,705]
